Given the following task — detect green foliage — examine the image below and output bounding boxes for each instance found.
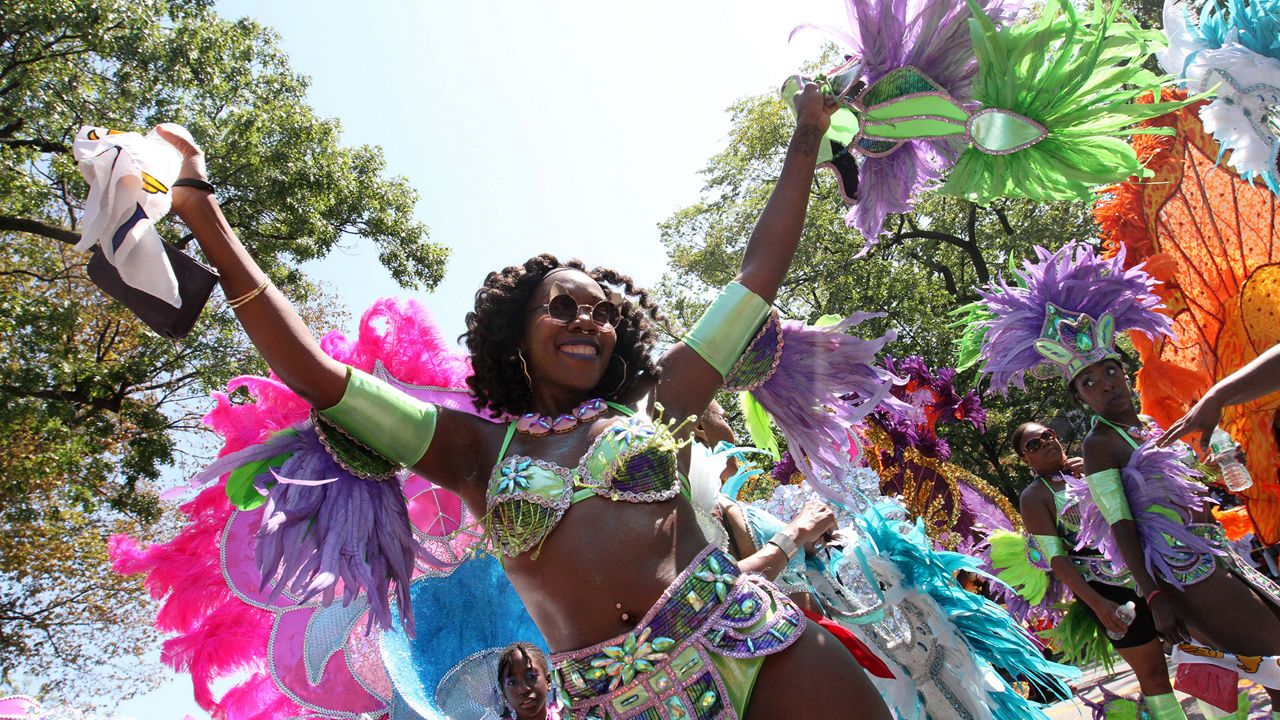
[0,0,442,703]
[658,88,1102,498]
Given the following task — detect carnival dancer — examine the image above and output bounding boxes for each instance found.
[1001,420,1178,717]
[959,241,1280,717]
[151,82,892,720]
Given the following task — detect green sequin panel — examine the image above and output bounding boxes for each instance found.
[488,499,562,557]
[724,315,780,391]
[862,67,934,104]
[856,136,900,155]
[312,414,398,479]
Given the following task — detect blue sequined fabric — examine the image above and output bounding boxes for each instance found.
[553,546,804,719]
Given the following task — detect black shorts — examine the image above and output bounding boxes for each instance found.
[1083,580,1157,649]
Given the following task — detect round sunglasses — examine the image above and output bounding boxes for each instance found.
[1022,428,1058,454]
[532,293,621,331]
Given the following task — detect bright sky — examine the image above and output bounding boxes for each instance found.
[112,0,844,717]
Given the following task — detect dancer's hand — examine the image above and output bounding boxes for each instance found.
[1088,598,1129,636]
[154,123,210,220]
[788,500,838,550]
[1148,594,1190,644]
[792,82,839,135]
[1063,456,1085,477]
[1159,392,1225,453]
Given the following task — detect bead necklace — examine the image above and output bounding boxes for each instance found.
[515,398,607,436]
[1094,413,1157,443]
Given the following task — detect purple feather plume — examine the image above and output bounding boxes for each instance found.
[973,243,1174,394]
[791,0,1024,247]
[253,422,422,634]
[957,481,1015,549]
[1065,440,1222,589]
[753,314,906,505]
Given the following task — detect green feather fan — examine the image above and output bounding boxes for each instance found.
[942,0,1198,204]
[989,530,1051,604]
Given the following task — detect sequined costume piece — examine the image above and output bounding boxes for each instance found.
[552,546,803,719]
[1045,477,1134,589]
[485,403,688,558]
[748,482,1077,720]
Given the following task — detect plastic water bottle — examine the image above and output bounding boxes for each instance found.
[1209,426,1253,492]
[1106,601,1136,640]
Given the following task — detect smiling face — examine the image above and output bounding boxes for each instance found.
[1069,359,1132,416]
[520,269,618,397]
[1016,422,1067,475]
[501,650,550,720]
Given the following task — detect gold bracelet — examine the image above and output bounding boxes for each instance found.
[227,279,270,309]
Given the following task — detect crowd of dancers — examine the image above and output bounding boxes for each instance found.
[38,0,1280,717]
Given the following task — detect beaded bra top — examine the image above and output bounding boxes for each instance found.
[1042,475,1088,549]
[485,402,689,558]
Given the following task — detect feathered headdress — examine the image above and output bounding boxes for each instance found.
[783,0,1199,250]
[1159,0,1280,195]
[955,241,1173,394]
[787,0,1024,248]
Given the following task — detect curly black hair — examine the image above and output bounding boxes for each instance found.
[463,254,666,417]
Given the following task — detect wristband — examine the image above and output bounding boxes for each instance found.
[173,177,216,194]
[1085,468,1133,524]
[766,533,800,561]
[1145,589,1165,605]
[319,366,439,468]
[684,281,771,378]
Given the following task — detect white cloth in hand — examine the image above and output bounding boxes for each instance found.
[73,123,191,307]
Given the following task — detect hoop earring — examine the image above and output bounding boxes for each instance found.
[608,355,629,396]
[518,349,533,388]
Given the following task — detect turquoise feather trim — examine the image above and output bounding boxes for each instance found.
[857,502,1080,710]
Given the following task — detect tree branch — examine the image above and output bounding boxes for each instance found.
[0,268,78,282]
[0,215,81,245]
[907,250,960,299]
[992,205,1016,237]
[0,383,124,414]
[0,136,69,153]
[964,202,990,285]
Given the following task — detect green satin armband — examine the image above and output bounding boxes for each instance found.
[1085,468,1133,524]
[1033,534,1066,561]
[683,281,771,377]
[319,367,438,468]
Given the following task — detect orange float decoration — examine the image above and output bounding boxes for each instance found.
[1095,90,1280,544]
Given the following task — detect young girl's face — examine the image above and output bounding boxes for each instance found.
[503,651,550,719]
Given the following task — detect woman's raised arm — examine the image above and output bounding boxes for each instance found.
[160,129,485,496]
[160,127,347,409]
[656,83,836,419]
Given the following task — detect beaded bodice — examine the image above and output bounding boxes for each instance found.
[485,402,688,557]
[1041,475,1084,545]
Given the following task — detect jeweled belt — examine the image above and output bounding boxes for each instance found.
[552,546,803,718]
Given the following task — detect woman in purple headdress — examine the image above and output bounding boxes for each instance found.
[151,84,895,720]
[963,241,1280,717]
[1071,359,1280,714]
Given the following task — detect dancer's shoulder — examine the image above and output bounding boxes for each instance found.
[1082,427,1128,472]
